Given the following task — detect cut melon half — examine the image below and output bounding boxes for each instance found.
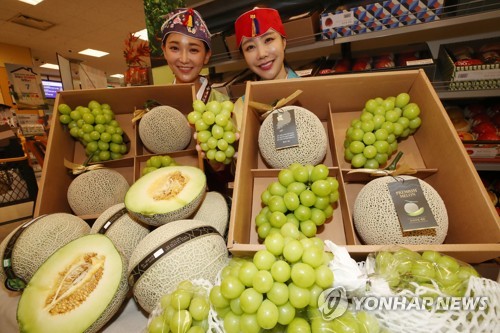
[124,166,206,226]
[17,234,127,333]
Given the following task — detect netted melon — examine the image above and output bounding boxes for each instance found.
[353,175,448,245]
[0,213,90,287]
[138,105,192,154]
[16,234,129,333]
[67,168,129,216]
[258,105,327,169]
[128,219,229,313]
[193,191,229,236]
[125,166,206,226]
[90,203,150,260]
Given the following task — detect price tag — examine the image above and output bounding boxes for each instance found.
[331,11,355,28]
[387,178,438,232]
[295,69,313,77]
[455,69,500,81]
[273,108,299,150]
[406,59,434,66]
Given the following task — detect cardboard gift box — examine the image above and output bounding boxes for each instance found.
[321,0,444,40]
[228,69,500,263]
[35,84,201,219]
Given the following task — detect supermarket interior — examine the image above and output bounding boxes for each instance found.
[0,1,499,332]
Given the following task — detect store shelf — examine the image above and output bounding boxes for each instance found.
[473,161,500,171]
[436,88,500,99]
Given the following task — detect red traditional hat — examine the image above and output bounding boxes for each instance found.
[235,7,286,48]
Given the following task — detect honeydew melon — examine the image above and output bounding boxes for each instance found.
[193,191,229,236]
[67,168,129,216]
[16,234,128,333]
[125,166,206,226]
[90,203,150,260]
[138,105,192,154]
[128,219,228,313]
[0,213,90,287]
[258,105,327,169]
[353,175,448,245]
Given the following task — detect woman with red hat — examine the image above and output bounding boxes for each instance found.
[161,8,229,103]
[232,7,299,130]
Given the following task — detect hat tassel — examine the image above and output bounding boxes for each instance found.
[183,8,194,28]
[251,14,259,37]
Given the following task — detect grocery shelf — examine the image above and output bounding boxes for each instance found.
[473,161,500,171]
[436,88,500,100]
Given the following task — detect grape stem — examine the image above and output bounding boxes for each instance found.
[385,151,404,171]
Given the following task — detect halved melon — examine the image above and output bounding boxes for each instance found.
[124,166,206,226]
[17,234,128,333]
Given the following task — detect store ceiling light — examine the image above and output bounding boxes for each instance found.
[40,63,59,70]
[78,49,109,58]
[110,74,124,78]
[133,29,148,41]
[18,0,44,5]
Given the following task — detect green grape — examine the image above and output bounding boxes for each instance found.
[313,196,330,210]
[58,103,72,115]
[395,93,410,108]
[409,117,422,129]
[268,182,287,196]
[258,223,272,239]
[283,239,304,263]
[302,247,324,268]
[310,164,329,182]
[267,282,289,306]
[360,120,375,133]
[349,128,365,142]
[193,100,206,113]
[195,119,209,131]
[283,192,300,211]
[209,285,229,308]
[331,312,360,333]
[252,270,274,294]
[70,110,82,120]
[264,233,285,256]
[217,139,229,151]
[299,220,317,237]
[224,311,241,333]
[170,310,192,333]
[315,265,334,288]
[253,249,276,270]
[291,263,315,288]
[225,145,236,158]
[268,196,287,213]
[299,190,316,207]
[221,276,245,300]
[240,314,261,333]
[215,150,226,162]
[211,124,224,139]
[294,205,311,222]
[271,260,291,283]
[288,283,310,309]
[437,255,460,273]
[278,169,295,187]
[229,297,243,316]
[277,302,296,326]
[201,111,215,125]
[292,166,309,183]
[69,126,80,138]
[364,159,379,169]
[280,222,300,240]
[257,299,279,329]
[223,131,236,144]
[351,154,367,168]
[149,156,162,168]
[148,315,168,333]
[186,326,204,333]
[287,182,307,196]
[187,112,201,127]
[239,288,263,314]
[171,289,192,310]
[349,141,365,155]
[99,151,110,161]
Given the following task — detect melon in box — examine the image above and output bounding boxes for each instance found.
[229,70,500,263]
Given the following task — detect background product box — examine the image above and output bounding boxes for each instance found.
[228,70,500,263]
[438,37,500,91]
[35,84,201,220]
[321,0,444,40]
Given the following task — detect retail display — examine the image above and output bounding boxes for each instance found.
[67,168,130,216]
[258,105,328,169]
[16,234,128,333]
[127,219,229,314]
[192,192,230,236]
[255,163,339,240]
[89,203,150,261]
[353,175,448,245]
[187,99,238,165]
[138,105,192,154]
[124,165,207,226]
[0,213,90,290]
[343,93,422,169]
[142,154,179,176]
[57,101,129,162]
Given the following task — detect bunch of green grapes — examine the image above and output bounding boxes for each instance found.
[256,163,339,241]
[374,248,480,297]
[57,100,128,162]
[147,280,210,333]
[308,308,384,333]
[344,93,422,169]
[142,155,178,176]
[210,234,335,333]
[187,99,237,165]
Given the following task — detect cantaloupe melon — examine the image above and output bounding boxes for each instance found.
[16,234,129,333]
[125,166,206,226]
[67,168,129,216]
[258,105,327,169]
[128,219,228,313]
[0,213,90,288]
[353,175,448,245]
[138,105,192,154]
[193,191,229,236]
[90,203,150,260]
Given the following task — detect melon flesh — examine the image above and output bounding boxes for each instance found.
[17,234,127,333]
[125,166,206,226]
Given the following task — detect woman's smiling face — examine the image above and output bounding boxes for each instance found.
[162,32,211,84]
[241,30,287,81]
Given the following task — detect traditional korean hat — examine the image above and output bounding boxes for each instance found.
[161,8,211,50]
[235,7,286,48]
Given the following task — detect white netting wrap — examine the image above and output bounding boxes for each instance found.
[368,276,500,333]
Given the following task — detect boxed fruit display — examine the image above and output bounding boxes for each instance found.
[35,84,201,219]
[228,69,500,263]
[437,37,500,91]
[321,0,444,40]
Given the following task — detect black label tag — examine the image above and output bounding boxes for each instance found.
[97,207,128,235]
[387,178,438,232]
[273,108,299,150]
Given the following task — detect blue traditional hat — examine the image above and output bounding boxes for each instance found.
[161,8,211,50]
